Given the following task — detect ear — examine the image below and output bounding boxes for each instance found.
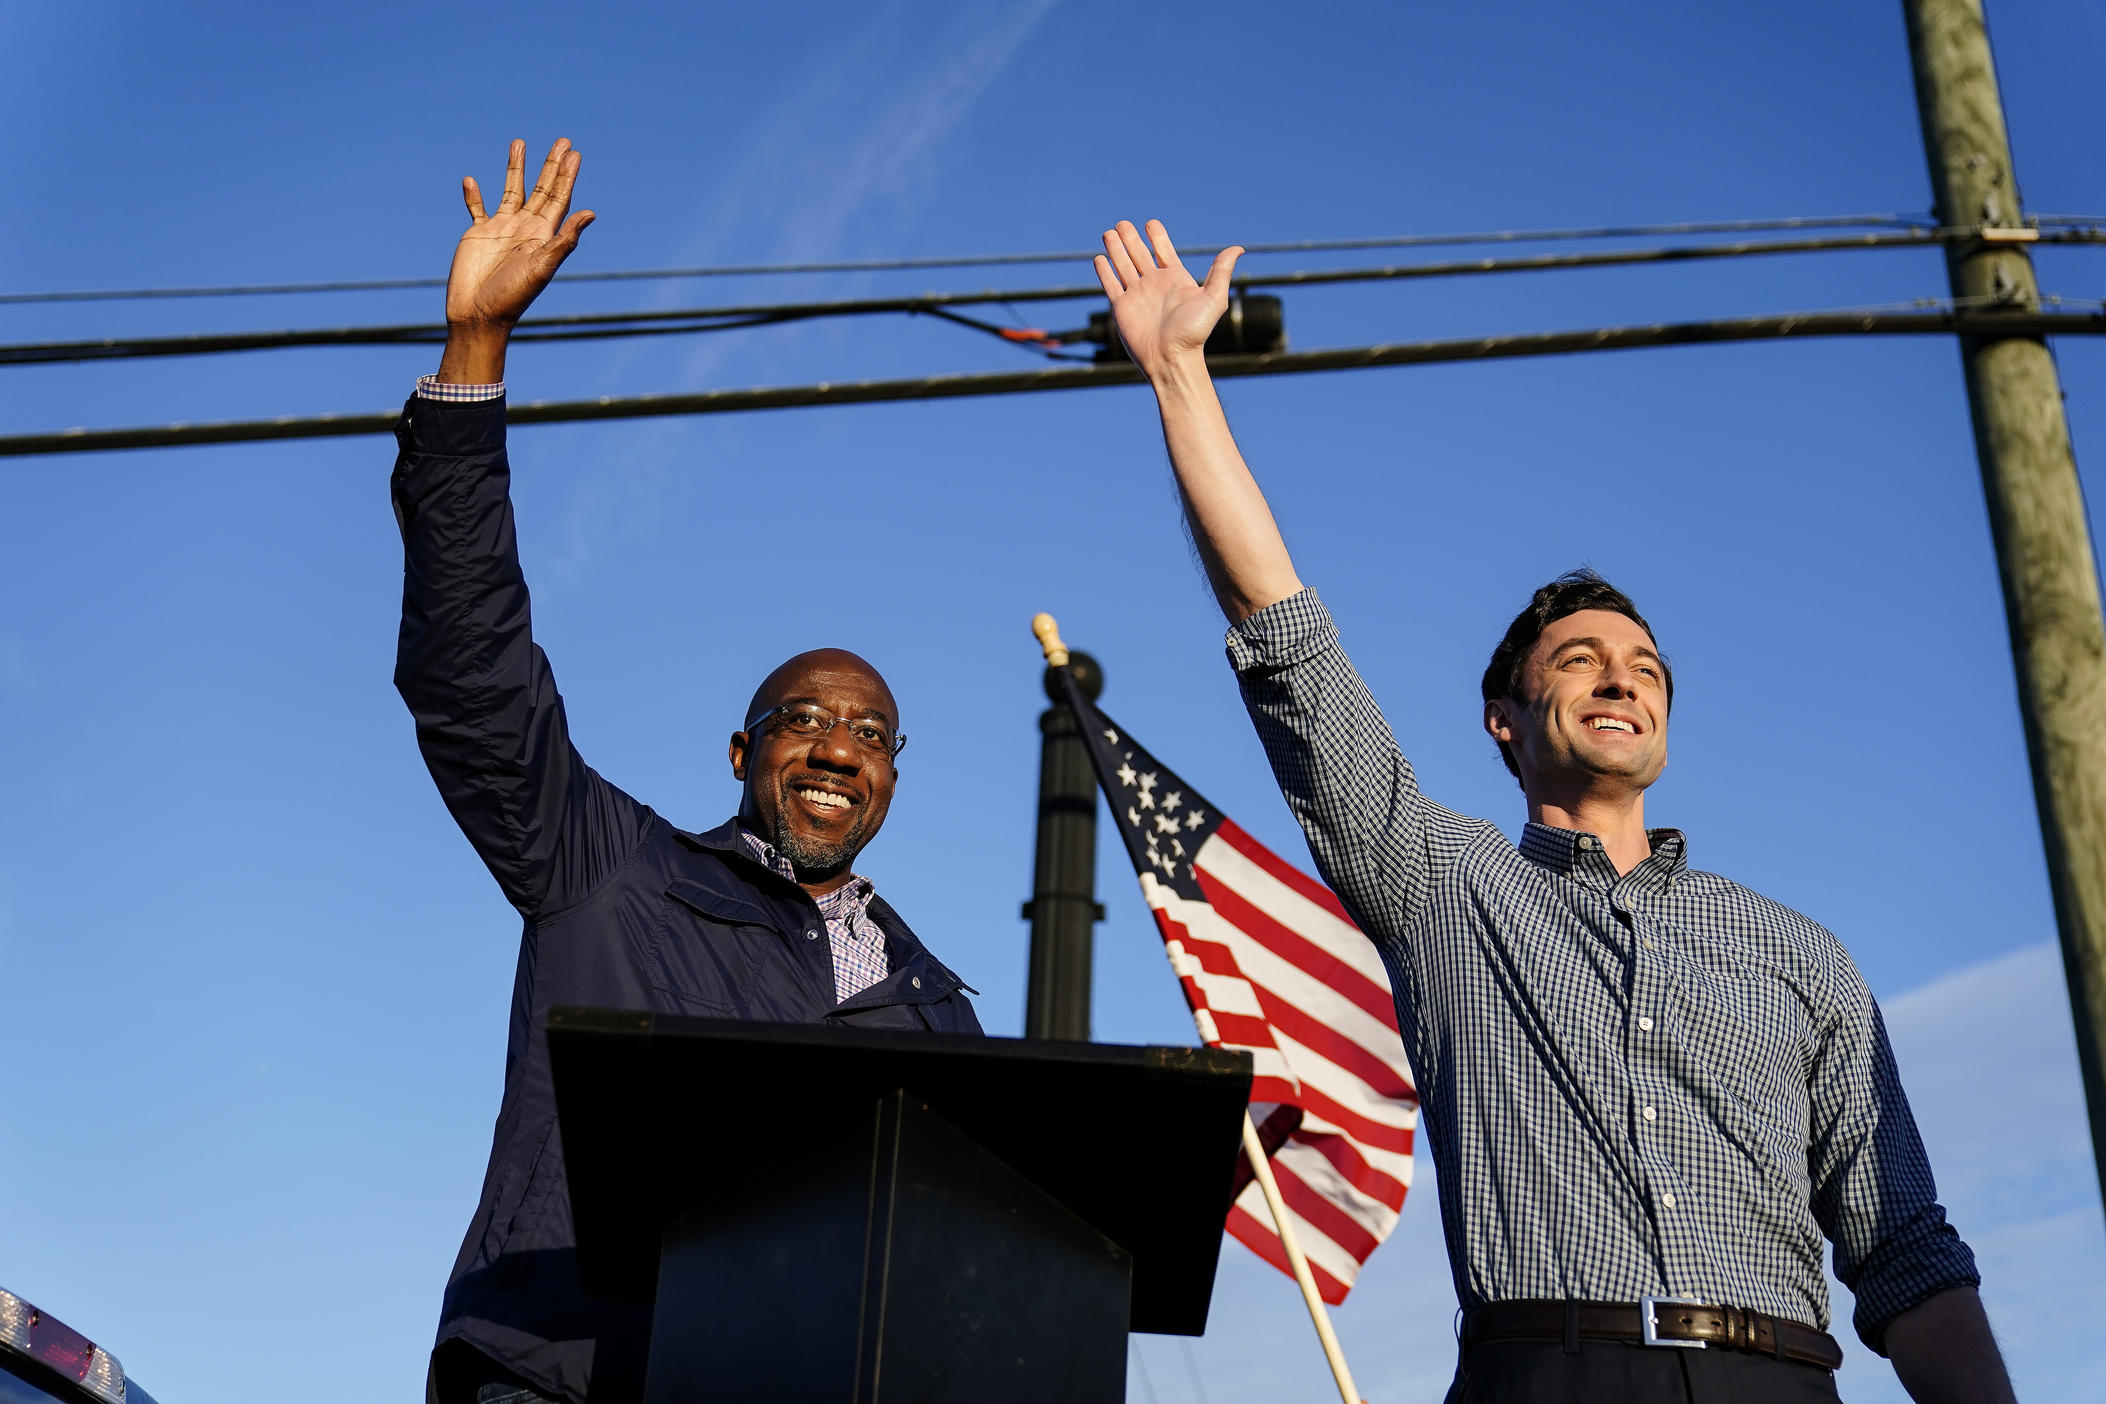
[1483,699,1515,746]
[729,731,751,781]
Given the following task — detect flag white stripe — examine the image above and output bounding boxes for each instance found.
[1106,746,1419,1303]
[1234,1179,1366,1286]
[1159,882,1410,1089]
[1196,835,1393,990]
[1230,933,1414,1073]
[1272,1024,1418,1134]
[1276,1140,1400,1240]
[1292,1116,1417,1186]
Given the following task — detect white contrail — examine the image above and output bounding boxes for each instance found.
[540,0,1060,587]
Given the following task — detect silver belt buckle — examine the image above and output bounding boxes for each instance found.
[1640,1296,1707,1349]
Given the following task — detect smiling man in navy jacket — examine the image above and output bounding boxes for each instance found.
[395,138,983,1404]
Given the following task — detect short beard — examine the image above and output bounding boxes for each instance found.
[765,785,872,882]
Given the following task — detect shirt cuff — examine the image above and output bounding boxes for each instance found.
[415,373,505,402]
[1849,1216,1982,1354]
[1224,587,1337,674]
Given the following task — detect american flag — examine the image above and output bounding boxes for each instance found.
[1057,670,1420,1304]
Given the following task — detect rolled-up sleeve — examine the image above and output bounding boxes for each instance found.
[1806,959,1980,1352]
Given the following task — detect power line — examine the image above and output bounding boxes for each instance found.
[15,229,2101,370]
[6,307,2100,457]
[0,214,1951,306]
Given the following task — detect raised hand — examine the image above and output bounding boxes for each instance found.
[437,138,595,383]
[1093,219,1242,380]
[449,138,594,327]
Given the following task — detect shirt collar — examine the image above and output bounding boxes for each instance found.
[1519,822,1688,891]
[737,827,873,908]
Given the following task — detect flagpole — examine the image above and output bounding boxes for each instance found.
[1240,1112,1366,1404]
[1032,613,1367,1404]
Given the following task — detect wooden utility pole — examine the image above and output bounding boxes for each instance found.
[1902,0,2106,1202]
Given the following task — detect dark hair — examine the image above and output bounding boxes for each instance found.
[1480,568,1672,782]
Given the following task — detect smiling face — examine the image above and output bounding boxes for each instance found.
[1483,608,1670,798]
[729,648,899,890]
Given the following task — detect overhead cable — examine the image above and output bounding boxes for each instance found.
[15,229,2104,370]
[0,214,1946,306]
[6,306,2100,458]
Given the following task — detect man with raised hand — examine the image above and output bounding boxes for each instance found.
[1094,217,2014,1404]
[395,139,982,1404]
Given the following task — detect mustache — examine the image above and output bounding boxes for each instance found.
[783,771,863,798]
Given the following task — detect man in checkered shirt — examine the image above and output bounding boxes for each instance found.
[1093,217,2018,1403]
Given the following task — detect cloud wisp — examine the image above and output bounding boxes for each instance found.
[538,0,1060,589]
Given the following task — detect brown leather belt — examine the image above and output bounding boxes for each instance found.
[1463,1298,1844,1371]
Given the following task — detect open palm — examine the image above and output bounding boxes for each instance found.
[1093,219,1242,378]
[446,138,595,329]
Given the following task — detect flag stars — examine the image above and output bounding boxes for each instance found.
[1127,806,1144,829]
[1161,791,1183,813]
[1154,814,1180,836]
[1185,809,1206,831]
[1102,729,1120,745]
[1138,772,1159,797]
[1115,762,1138,789]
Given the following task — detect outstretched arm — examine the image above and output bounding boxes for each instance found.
[1095,219,1301,623]
[436,137,596,384]
[1098,217,1480,955]
[395,140,643,919]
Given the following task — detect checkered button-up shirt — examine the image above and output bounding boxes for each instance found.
[414,373,505,403]
[1226,588,1978,1352]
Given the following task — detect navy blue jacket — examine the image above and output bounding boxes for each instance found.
[392,396,983,1404]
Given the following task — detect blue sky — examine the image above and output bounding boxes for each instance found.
[2,2,2102,1401]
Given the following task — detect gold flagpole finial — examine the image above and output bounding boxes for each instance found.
[1031,613,1070,668]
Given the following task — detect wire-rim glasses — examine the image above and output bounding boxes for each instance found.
[745,702,906,758]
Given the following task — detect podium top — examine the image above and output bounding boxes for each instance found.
[548,1008,1254,1335]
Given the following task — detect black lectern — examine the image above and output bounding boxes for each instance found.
[547,1008,1253,1404]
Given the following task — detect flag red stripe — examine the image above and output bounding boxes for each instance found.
[1225,1204,1352,1306]
[1293,1128,1409,1208]
[1274,1162,1382,1261]
[1295,1079,1414,1155]
[1251,1075,1301,1104]
[1196,871,1397,1028]
[1178,930,1248,979]
[1215,818,1359,927]
[1255,987,1416,1100]
[1209,1010,1280,1048]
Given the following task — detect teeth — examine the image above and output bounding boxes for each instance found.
[1589,718,1635,733]
[798,788,850,810]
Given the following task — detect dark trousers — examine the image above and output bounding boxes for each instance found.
[1445,1339,1845,1403]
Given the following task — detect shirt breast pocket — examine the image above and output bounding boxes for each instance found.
[1667,933,1818,1166]
[644,879,786,1013]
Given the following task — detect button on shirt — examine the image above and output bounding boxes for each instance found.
[739,831,889,1002]
[1225,589,1977,1352]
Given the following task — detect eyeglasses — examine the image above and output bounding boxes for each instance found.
[745,703,907,758]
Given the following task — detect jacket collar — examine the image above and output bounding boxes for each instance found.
[673,818,971,995]
[675,816,752,857]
